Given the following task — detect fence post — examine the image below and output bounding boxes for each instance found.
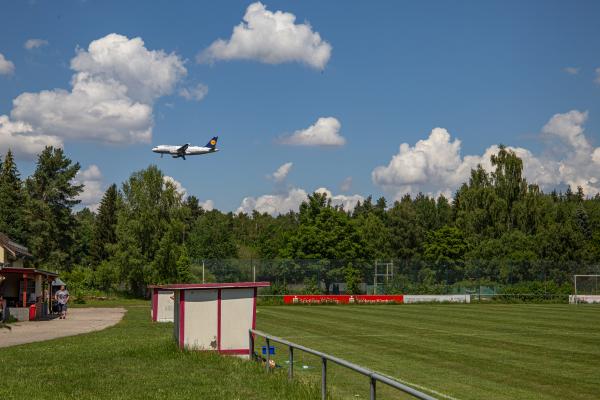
[370,377,376,400]
[288,346,294,380]
[249,330,254,361]
[322,357,327,400]
[266,338,270,373]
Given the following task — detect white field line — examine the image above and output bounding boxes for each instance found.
[379,372,461,400]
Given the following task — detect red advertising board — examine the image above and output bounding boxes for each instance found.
[283,294,404,304]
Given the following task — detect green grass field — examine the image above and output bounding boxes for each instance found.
[256,304,600,400]
[1,302,598,400]
[0,304,319,400]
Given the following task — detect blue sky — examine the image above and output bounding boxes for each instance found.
[1,0,599,212]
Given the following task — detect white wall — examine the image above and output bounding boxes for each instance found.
[569,295,600,304]
[156,290,174,322]
[403,294,470,303]
[220,288,254,351]
[184,289,218,350]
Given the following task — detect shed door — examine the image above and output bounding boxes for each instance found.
[184,289,218,350]
[220,288,254,351]
[157,290,174,322]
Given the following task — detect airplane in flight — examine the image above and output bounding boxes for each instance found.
[152,137,219,160]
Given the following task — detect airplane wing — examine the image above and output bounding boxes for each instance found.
[176,144,189,154]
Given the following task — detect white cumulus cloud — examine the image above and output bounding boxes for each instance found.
[270,162,293,182]
[24,39,48,50]
[75,165,104,211]
[372,110,600,199]
[198,2,331,70]
[314,187,364,211]
[10,33,186,145]
[0,115,62,159]
[199,199,215,211]
[238,187,308,215]
[0,53,15,75]
[593,148,600,165]
[237,187,363,216]
[563,67,579,75]
[163,175,187,198]
[163,176,214,209]
[70,34,186,103]
[279,117,345,146]
[179,83,209,101]
[542,110,590,152]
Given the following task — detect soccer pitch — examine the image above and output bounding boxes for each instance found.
[255,304,600,400]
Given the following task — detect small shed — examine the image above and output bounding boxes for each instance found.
[148,286,174,322]
[155,282,269,356]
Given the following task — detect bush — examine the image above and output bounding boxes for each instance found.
[498,281,571,302]
[93,261,120,292]
[302,277,321,294]
[344,264,362,294]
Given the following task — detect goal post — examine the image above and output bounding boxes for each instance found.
[572,275,600,304]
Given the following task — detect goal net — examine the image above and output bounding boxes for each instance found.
[571,275,600,304]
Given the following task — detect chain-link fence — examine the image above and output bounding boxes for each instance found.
[189,259,600,300]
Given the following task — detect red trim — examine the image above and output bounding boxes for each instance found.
[252,287,257,329]
[217,289,222,351]
[151,282,270,290]
[219,349,250,355]
[179,290,185,349]
[0,267,58,277]
[151,288,158,322]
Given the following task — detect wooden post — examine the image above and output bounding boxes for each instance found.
[22,273,27,307]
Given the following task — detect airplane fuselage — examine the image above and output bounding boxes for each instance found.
[152,145,219,158]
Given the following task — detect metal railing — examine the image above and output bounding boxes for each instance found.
[249,329,438,400]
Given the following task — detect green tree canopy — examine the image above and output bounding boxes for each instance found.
[24,146,82,271]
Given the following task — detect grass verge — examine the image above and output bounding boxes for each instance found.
[0,305,319,400]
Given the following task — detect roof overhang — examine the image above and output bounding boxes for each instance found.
[149,282,270,290]
[0,267,59,277]
[0,233,33,258]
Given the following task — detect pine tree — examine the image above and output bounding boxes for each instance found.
[24,146,83,271]
[90,184,119,263]
[576,205,592,239]
[0,150,25,242]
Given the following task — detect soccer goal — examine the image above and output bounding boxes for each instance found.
[571,275,600,304]
[373,261,394,294]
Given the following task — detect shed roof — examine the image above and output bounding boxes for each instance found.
[149,282,270,290]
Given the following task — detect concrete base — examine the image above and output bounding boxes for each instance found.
[9,307,29,321]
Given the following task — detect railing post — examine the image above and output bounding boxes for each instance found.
[321,357,327,400]
[370,377,376,400]
[249,330,254,361]
[288,345,294,380]
[265,337,270,373]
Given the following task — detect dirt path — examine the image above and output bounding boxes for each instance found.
[0,307,126,348]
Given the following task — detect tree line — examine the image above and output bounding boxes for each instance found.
[1,145,598,296]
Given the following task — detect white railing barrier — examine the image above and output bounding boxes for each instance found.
[249,329,439,400]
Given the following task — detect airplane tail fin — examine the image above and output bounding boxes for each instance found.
[205,136,218,149]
